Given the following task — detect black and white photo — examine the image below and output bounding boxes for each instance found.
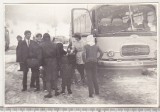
[4,3,158,107]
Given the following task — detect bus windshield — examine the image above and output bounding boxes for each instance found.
[97,5,157,36]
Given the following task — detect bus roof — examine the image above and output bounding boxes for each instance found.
[89,4,155,11]
[90,5,108,11]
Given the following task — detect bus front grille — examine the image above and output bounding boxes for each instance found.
[122,45,150,56]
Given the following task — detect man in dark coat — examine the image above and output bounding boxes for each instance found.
[16,35,23,71]
[34,33,47,91]
[40,33,59,98]
[19,30,42,91]
[30,33,43,91]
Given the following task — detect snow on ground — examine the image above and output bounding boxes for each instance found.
[5,50,157,105]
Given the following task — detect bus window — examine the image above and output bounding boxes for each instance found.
[131,5,157,32]
[98,18,112,33]
[122,15,130,23]
[98,17,130,34]
[97,5,157,36]
[99,18,111,26]
[132,12,144,30]
[112,18,123,26]
[146,11,157,31]
[97,5,130,34]
[72,9,91,36]
[85,12,92,33]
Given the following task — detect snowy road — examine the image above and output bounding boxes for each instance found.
[5,50,157,105]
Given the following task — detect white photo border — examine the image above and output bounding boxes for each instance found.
[1,0,160,107]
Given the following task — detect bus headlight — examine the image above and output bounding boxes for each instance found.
[107,51,115,57]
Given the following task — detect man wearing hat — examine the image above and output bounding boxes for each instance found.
[19,30,42,91]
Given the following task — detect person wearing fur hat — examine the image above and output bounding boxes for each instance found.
[40,33,60,98]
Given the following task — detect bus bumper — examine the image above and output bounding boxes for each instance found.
[98,60,157,69]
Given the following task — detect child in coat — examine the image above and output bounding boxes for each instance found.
[59,44,73,94]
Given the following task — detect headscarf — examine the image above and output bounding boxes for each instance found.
[86,35,95,46]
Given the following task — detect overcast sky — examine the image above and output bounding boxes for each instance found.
[5,4,97,45]
[5,4,96,25]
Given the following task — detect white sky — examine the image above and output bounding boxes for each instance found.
[5,4,97,45]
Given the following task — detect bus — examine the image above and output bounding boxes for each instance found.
[71,4,157,69]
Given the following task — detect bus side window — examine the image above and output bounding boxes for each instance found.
[98,18,112,33]
[111,18,123,26]
[145,11,157,32]
[99,18,111,26]
[85,13,92,33]
[132,12,145,30]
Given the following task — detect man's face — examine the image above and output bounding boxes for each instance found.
[133,15,144,24]
[35,35,42,42]
[25,33,31,40]
[17,37,22,41]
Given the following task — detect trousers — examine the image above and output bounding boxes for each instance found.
[40,69,47,90]
[61,64,73,93]
[22,63,40,89]
[19,63,23,70]
[44,58,58,94]
[85,62,99,96]
[77,64,85,80]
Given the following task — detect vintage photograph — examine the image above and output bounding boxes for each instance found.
[5,3,158,106]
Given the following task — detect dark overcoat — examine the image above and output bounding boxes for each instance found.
[40,41,58,81]
[16,40,23,62]
[19,40,42,65]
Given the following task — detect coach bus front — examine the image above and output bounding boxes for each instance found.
[95,5,157,69]
[71,4,157,69]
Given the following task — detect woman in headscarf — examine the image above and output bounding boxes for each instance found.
[82,35,103,98]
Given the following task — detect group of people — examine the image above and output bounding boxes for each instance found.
[16,30,103,98]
